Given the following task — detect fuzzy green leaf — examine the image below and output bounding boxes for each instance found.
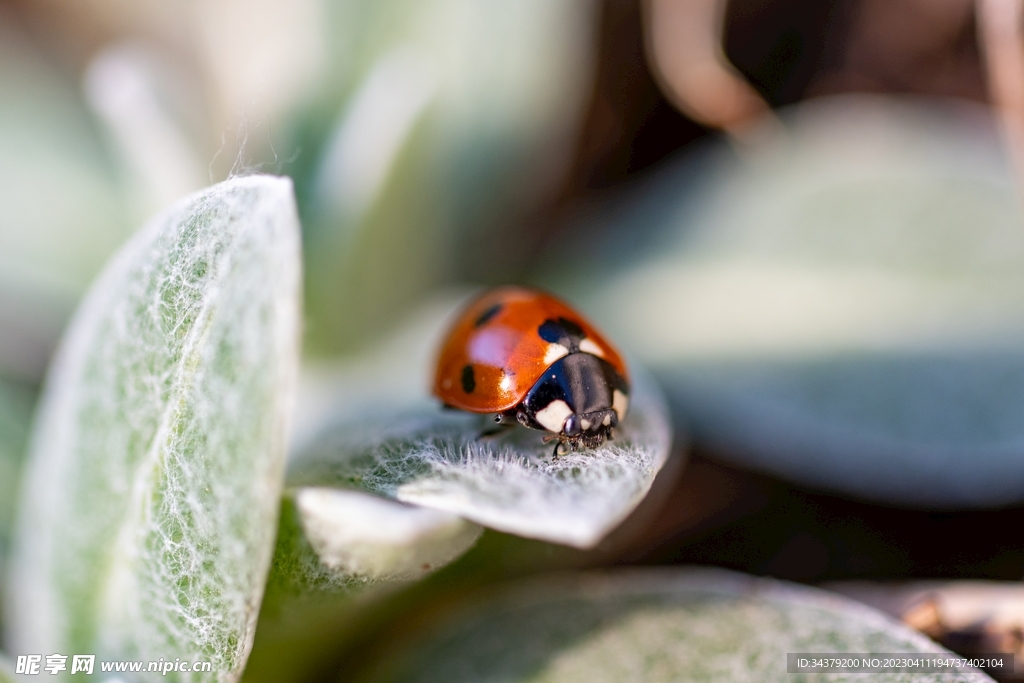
[5,175,302,681]
[241,489,483,683]
[291,487,482,582]
[357,567,995,683]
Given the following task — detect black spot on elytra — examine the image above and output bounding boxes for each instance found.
[474,302,503,327]
[461,365,476,393]
[538,317,586,349]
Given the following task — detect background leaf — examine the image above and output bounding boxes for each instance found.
[4,175,302,681]
[0,16,132,383]
[355,567,996,683]
[559,95,1024,508]
[297,0,599,353]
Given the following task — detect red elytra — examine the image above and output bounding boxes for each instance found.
[432,286,629,414]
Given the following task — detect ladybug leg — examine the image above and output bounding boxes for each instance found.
[542,435,572,458]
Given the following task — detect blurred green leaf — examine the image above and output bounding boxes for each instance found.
[5,176,302,681]
[0,18,132,381]
[355,567,995,683]
[565,95,1024,507]
[83,43,207,220]
[298,0,598,352]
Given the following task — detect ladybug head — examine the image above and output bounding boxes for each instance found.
[517,353,629,449]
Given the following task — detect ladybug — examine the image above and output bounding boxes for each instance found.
[433,286,629,455]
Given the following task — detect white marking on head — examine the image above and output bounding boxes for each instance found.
[535,399,573,433]
[579,338,604,358]
[603,413,612,426]
[543,343,569,366]
[613,390,629,422]
[580,418,591,431]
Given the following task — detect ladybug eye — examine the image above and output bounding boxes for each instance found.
[563,414,581,436]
